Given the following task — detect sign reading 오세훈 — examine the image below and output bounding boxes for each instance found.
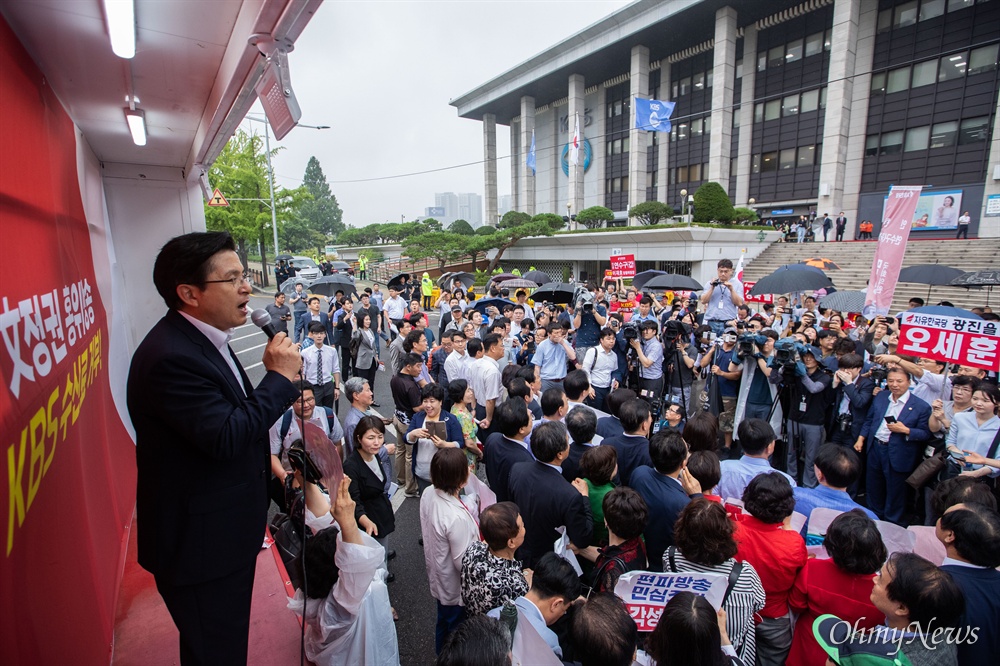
[898,312,999,373]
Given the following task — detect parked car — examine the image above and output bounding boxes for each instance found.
[288,256,321,281]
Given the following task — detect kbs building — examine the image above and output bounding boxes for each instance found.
[451,0,1000,239]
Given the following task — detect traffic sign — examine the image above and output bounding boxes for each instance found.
[207,188,229,207]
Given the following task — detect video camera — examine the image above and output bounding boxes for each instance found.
[773,339,807,369]
[737,333,770,358]
[869,364,889,384]
[575,287,595,313]
[286,439,323,484]
[622,321,641,341]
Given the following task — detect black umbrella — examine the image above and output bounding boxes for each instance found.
[275,253,294,262]
[641,274,703,292]
[278,276,311,295]
[898,264,966,301]
[330,261,351,271]
[531,282,577,304]
[472,297,515,315]
[487,273,519,286]
[308,274,357,298]
[631,270,667,290]
[522,270,552,286]
[951,270,999,306]
[387,272,411,288]
[439,272,474,290]
[749,265,833,296]
[818,290,867,313]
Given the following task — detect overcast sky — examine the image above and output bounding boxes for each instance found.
[242,0,631,228]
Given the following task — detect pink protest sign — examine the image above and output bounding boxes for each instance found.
[863,186,922,318]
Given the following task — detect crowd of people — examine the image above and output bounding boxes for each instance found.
[267,259,999,666]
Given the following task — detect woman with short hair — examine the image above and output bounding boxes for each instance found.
[460,501,529,616]
[665,499,765,664]
[786,509,887,666]
[406,382,465,494]
[420,448,479,653]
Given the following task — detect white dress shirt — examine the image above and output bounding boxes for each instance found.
[444,350,471,383]
[301,343,341,387]
[470,356,502,408]
[383,295,407,321]
[874,390,910,442]
[581,346,618,389]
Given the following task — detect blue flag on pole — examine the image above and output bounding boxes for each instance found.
[526,129,536,175]
[634,98,675,132]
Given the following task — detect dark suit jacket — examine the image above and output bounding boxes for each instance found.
[601,433,653,487]
[859,391,932,473]
[941,564,1000,666]
[509,461,593,568]
[630,466,699,570]
[596,415,625,440]
[127,310,298,585]
[343,449,395,535]
[561,442,592,483]
[827,375,876,441]
[483,432,534,503]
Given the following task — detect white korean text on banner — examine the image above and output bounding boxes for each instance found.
[898,312,999,372]
[610,254,636,279]
[863,186,922,319]
[614,571,728,631]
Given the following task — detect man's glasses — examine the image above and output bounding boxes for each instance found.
[204,271,252,288]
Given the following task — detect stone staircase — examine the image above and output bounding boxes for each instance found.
[742,238,999,312]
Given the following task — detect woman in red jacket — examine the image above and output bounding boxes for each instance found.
[786,510,887,666]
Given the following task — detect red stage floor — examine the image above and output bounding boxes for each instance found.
[111,512,308,665]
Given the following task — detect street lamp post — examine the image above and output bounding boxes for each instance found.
[748,197,756,226]
[680,189,687,223]
[243,115,329,256]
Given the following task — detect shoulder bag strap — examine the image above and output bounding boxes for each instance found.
[667,546,678,573]
[721,561,744,607]
[986,422,1000,460]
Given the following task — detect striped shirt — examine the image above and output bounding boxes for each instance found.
[663,549,766,665]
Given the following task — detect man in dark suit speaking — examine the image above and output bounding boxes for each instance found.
[127,232,301,664]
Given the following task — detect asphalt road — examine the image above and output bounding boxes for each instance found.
[234,290,439,666]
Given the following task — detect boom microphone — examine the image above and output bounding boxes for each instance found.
[251,308,279,340]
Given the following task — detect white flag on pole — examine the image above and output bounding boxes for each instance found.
[570,113,580,166]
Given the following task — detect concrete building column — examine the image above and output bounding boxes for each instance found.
[520,96,536,216]
[593,88,608,215]
[549,104,561,216]
[708,6,737,185]
[657,62,671,207]
[980,92,1000,238]
[483,113,498,227]
[818,0,863,227]
[567,74,586,224]
[839,0,879,238]
[510,119,520,215]
[734,25,757,206]
[628,45,651,224]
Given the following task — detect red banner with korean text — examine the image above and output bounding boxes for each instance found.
[898,312,1000,372]
[610,254,636,278]
[863,186,922,318]
[0,17,136,666]
[743,281,773,304]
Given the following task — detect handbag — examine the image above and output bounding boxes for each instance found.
[906,449,947,489]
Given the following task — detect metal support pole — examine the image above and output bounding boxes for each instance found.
[263,123,279,256]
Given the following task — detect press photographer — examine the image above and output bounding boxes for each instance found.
[768,342,832,487]
[661,319,697,413]
[629,319,665,402]
[572,284,607,362]
[730,329,781,441]
[698,326,741,452]
[699,258,744,336]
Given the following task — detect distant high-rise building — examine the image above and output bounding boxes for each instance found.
[498,195,512,220]
[434,192,483,227]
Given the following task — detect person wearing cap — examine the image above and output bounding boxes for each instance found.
[769,343,831,488]
[420,272,434,310]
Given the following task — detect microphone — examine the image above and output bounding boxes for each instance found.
[251,308,279,340]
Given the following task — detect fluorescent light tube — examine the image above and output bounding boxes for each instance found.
[104,0,136,59]
[125,108,146,146]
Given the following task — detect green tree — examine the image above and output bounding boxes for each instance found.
[475,225,496,236]
[575,206,615,229]
[205,129,310,271]
[300,156,344,238]
[448,219,475,235]
[532,213,566,231]
[732,206,759,225]
[483,220,554,273]
[693,182,735,224]
[279,216,326,254]
[629,201,673,226]
[419,218,443,233]
[403,232,467,271]
[499,210,531,229]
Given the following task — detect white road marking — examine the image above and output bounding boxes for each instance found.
[236,342,268,355]
[232,331,265,342]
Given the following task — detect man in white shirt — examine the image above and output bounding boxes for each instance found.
[300,322,341,409]
[487,552,581,659]
[470,334,504,439]
[382,285,407,337]
[268,381,345,506]
[444,331,471,383]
